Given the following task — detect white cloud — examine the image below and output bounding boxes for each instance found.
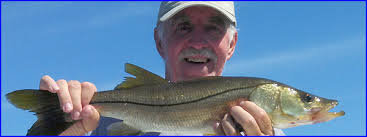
[225,36,365,73]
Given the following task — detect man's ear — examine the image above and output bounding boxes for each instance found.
[154,27,165,58]
[226,31,238,60]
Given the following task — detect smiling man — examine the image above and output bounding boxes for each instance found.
[39,1,284,136]
[155,4,237,83]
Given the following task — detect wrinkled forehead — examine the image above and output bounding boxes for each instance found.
[167,6,230,27]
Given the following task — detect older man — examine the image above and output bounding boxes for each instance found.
[39,1,283,136]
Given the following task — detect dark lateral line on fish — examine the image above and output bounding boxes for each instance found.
[91,85,263,107]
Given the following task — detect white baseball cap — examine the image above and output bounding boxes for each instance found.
[157,1,236,26]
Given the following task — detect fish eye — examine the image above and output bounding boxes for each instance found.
[303,94,314,102]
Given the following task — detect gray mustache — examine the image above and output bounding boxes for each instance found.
[178,48,218,62]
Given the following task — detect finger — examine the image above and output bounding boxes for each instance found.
[239,101,273,135]
[213,122,225,135]
[221,113,238,136]
[39,75,59,93]
[230,106,262,136]
[68,80,82,120]
[59,105,100,136]
[56,79,73,113]
[81,105,100,132]
[81,82,97,107]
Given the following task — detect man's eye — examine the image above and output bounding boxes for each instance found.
[205,25,222,34]
[177,23,192,33]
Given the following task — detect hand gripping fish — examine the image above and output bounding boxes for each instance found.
[6,63,345,135]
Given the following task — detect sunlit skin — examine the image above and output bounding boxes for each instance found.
[37,6,274,136]
[154,6,237,82]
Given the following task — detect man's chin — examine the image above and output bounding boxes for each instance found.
[174,61,218,81]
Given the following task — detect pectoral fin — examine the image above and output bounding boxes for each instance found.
[107,122,144,136]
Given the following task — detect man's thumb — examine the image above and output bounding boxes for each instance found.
[59,105,100,136]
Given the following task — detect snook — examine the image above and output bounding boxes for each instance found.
[6,63,345,135]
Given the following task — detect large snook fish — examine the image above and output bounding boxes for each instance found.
[6,63,345,135]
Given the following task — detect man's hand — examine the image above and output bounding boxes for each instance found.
[214,101,274,136]
[39,75,100,135]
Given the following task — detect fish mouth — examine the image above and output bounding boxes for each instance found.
[311,101,345,124]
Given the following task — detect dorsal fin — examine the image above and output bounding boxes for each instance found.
[114,63,168,89]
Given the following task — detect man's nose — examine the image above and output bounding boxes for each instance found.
[188,29,208,49]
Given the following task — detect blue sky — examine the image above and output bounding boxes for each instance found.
[1,1,365,136]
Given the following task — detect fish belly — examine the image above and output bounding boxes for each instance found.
[95,101,227,134]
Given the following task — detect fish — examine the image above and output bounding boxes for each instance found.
[6,63,345,136]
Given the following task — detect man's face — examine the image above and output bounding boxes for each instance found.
[155,6,237,82]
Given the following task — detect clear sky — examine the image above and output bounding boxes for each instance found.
[1,1,365,136]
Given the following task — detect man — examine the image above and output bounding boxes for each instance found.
[39,1,283,136]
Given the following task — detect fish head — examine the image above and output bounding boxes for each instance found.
[271,86,345,128]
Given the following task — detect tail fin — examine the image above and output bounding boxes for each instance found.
[6,89,75,135]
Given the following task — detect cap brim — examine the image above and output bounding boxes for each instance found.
[159,2,236,26]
